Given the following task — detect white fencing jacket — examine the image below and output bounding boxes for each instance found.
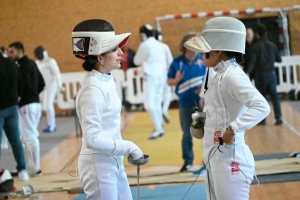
[76,70,139,156]
[35,51,62,88]
[134,37,173,77]
[200,67,217,100]
[203,59,270,161]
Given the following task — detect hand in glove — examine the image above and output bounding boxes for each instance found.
[113,140,143,160]
[128,147,144,160]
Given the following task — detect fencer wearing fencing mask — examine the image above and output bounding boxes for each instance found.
[34,46,63,133]
[185,17,270,200]
[134,24,173,140]
[72,19,144,200]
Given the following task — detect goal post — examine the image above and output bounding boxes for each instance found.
[155,6,300,57]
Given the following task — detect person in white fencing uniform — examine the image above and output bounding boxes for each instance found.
[185,17,270,200]
[154,29,173,123]
[72,19,144,200]
[34,46,63,133]
[7,42,45,177]
[134,24,173,139]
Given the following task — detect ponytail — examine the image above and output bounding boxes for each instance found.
[82,56,98,71]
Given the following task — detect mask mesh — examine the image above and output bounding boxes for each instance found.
[202,17,246,54]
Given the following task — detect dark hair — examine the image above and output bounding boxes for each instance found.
[73,19,114,71]
[9,42,24,53]
[256,24,267,37]
[81,56,98,71]
[34,46,45,60]
[180,32,198,53]
[154,29,162,41]
[139,25,153,37]
[0,46,5,53]
[224,51,244,64]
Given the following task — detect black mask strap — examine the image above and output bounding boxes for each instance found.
[204,68,209,94]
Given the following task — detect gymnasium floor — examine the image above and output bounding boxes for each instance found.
[1,100,300,199]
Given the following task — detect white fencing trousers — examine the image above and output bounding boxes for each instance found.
[78,154,132,200]
[205,143,255,200]
[143,75,164,132]
[162,82,172,114]
[40,81,57,129]
[19,103,41,172]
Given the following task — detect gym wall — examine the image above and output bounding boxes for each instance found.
[0,0,299,72]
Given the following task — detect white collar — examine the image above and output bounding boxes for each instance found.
[213,58,237,73]
[91,69,111,82]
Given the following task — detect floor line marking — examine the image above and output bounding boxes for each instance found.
[282,117,300,137]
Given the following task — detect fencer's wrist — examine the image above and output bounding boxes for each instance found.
[226,126,235,136]
[229,121,238,133]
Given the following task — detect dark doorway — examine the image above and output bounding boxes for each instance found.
[241,16,282,85]
[241,16,280,47]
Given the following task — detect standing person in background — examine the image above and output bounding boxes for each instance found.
[120,41,138,134]
[246,24,283,126]
[154,29,173,123]
[34,46,64,133]
[134,24,173,139]
[0,48,29,181]
[72,19,144,200]
[241,27,256,81]
[7,42,45,176]
[167,32,206,172]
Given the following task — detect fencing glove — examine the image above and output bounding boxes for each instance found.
[190,112,206,139]
[112,140,144,160]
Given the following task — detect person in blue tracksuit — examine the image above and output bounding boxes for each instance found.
[167,32,206,172]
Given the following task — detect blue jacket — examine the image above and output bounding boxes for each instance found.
[168,54,206,107]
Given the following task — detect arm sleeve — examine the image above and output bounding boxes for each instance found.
[49,59,62,88]
[17,67,23,97]
[36,64,45,94]
[79,86,141,156]
[274,45,282,63]
[165,45,173,70]
[20,67,31,91]
[133,43,148,66]
[167,61,176,79]
[246,47,258,75]
[226,71,270,131]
